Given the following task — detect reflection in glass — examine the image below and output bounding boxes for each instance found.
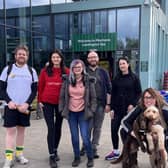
[82,12,91,34]
[55,14,69,50]
[0,1,3,20]
[51,0,65,4]
[0,0,3,9]
[32,15,51,72]
[33,16,50,51]
[51,0,84,3]
[5,1,29,9]
[94,10,107,33]
[5,0,30,63]
[0,23,5,71]
[32,0,50,6]
[117,7,140,49]
[108,10,116,33]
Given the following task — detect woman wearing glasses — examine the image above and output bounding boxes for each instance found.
[59,59,97,167]
[120,87,168,167]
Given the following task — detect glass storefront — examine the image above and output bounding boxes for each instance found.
[0,0,140,76]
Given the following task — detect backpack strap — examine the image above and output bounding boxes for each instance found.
[6,64,13,82]
[28,66,34,82]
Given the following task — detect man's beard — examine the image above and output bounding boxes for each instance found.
[88,62,98,68]
[16,59,27,66]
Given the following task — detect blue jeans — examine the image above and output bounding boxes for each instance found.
[68,111,93,159]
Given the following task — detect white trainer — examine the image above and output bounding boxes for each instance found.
[15,154,29,164]
[3,159,14,168]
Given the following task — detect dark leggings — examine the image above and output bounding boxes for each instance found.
[43,103,63,155]
[111,115,125,149]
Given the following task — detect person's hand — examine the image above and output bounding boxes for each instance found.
[17,103,29,114]
[8,101,17,110]
[105,104,111,113]
[127,104,134,113]
[39,102,44,111]
[110,110,114,119]
[130,131,136,138]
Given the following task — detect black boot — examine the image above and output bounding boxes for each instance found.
[54,150,60,161]
[80,146,85,156]
[93,149,99,159]
[72,157,81,167]
[49,156,57,168]
[87,158,94,167]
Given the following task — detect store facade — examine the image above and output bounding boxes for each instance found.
[0,0,168,89]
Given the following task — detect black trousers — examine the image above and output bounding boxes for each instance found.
[43,103,63,155]
[111,114,125,149]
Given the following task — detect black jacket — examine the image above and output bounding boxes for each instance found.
[111,72,142,115]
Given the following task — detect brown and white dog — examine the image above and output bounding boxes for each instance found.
[111,112,149,168]
[144,105,167,168]
[111,106,167,168]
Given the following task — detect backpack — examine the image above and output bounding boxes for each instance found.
[5,64,34,82]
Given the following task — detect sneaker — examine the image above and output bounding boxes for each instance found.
[105,151,120,160]
[3,159,14,168]
[72,157,81,167]
[15,154,29,164]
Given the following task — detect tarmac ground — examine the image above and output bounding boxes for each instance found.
[0,112,151,168]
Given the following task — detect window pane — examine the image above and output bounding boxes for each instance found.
[54,14,69,50]
[0,0,3,9]
[117,7,140,49]
[5,1,29,9]
[0,23,5,71]
[108,10,116,33]
[0,0,4,19]
[32,15,51,72]
[94,10,107,33]
[32,16,50,51]
[31,0,50,6]
[51,0,65,4]
[82,12,91,34]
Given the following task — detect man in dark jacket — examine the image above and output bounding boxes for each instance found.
[80,50,112,158]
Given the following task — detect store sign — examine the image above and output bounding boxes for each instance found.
[72,33,117,52]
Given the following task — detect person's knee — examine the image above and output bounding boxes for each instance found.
[7,127,16,136]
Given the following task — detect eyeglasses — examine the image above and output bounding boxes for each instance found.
[144,96,155,100]
[73,66,82,69]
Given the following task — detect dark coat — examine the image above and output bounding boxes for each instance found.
[111,72,142,115]
[59,74,97,120]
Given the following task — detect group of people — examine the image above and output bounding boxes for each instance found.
[0,44,168,168]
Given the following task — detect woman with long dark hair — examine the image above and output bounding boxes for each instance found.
[105,56,142,160]
[38,49,69,168]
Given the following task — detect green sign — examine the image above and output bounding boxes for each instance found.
[72,33,117,52]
